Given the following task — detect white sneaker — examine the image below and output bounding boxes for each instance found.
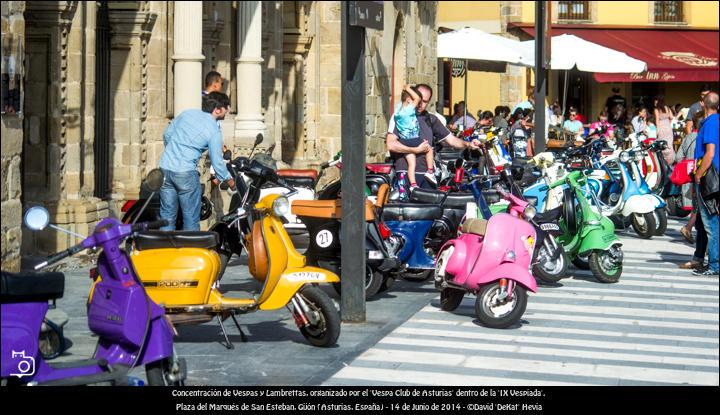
[424,170,438,186]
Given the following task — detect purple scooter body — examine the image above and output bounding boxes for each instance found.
[1,217,179,385]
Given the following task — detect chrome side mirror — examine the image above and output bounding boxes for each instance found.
[24,206,50,231]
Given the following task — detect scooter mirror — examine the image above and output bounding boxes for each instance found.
[145,168,165,192]
[223,149,232,160]
[254,133,264,147]
[24,206,50,231]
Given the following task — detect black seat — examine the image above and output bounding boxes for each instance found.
[443,193,475,209]
[481,189,502,205]
[279,176,315,189]
[534,205,563,223]
[382,204,443,221]
[134,231,219,251]
[410,188,446,205]
[439,149,464,161]
[1,271,64,303]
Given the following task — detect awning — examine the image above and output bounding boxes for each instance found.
[516,26,719,82]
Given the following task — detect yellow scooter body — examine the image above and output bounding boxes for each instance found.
[89,194,339,311]
[251,194,340,310]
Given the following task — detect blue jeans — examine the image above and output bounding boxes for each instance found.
[696,184,719,272]
[160,169,201,231]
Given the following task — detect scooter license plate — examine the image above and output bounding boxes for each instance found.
[286,272,326,282]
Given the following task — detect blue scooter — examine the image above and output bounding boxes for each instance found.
[382,188,476,282]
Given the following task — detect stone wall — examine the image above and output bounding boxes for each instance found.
[499,1,526,108]
[1,0,25,272]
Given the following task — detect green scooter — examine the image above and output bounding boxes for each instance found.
[544,170,624,283]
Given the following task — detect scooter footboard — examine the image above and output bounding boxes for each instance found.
[258,267,340,310]
[475,263,538,293]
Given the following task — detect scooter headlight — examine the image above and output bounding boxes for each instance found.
[272,196,290,217]
[523,205,537,221]
[619,152,631,163]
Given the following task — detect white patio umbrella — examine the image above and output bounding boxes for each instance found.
[519,34,647,73]
[437,28,532,126]
[519,34,647,119]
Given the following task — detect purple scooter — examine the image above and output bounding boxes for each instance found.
[1,170,186,386]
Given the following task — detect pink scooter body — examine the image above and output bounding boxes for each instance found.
[439,188,538,294]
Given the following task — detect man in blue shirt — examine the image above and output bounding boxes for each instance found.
[693,91,719,276]
[159,92,235,231]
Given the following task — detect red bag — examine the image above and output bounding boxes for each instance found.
[670,159,695,185]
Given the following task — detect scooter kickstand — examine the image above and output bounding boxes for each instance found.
[216,315,235,350]
[230,314,248,343]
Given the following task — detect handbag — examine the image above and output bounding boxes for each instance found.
[670,159,695,185]
[700,163,719,202]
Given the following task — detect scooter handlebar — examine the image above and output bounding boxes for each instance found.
[131,219,169,233]
[34,243,85,270]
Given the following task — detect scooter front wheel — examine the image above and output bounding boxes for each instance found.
[297,286,341,347]
[631,212,657,239]
[475,282,528,329]
[589,249,623,284]
[146,356,187,386]
[533,244,568,283]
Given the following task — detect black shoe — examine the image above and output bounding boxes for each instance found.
[692,268,719,277]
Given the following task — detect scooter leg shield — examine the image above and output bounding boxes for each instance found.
[473,263,538,293]
[577,228,622,258]
[621,195,658,216]
[258,267,340,310]
[436,239,468,278]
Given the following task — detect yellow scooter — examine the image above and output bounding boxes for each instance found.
[89,169,341,349]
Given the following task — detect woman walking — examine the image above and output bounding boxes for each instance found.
[654,95,675,165]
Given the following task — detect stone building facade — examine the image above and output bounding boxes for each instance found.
[0,1,438,269]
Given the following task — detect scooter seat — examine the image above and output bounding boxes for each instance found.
[134,231,219,251]
[482,189,501,205]
[382,204,443,221]
[439,149,464,161]
[461,218,489,236]
[292,199,376,221]
[410,188,446,205]
[1,271,64,303]
[279,176,315,188]
[366,163,392,174]
[534,205,563,223]
[277,169,318,181]
[443,193,475,209]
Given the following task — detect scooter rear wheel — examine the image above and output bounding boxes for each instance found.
[402,269,434,282]
[440,288,465,311]
[631,212,657,239]
[571,253,591,270]
[475,282,528,329]
[332,265,383,300]
[297,285,341,347]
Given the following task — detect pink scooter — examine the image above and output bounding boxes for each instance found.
[434,184,538,328]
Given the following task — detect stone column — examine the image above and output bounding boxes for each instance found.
[235,1,267,143]
[172,1,204,115]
